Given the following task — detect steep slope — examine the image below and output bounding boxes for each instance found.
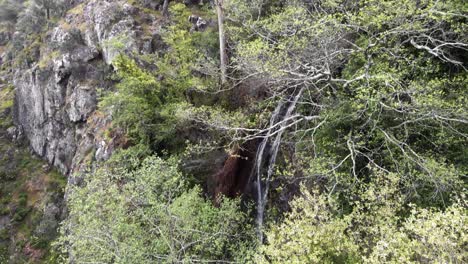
[0,74,66,263]
[0,0,466,263]
[0,1,168,262]
[12,0,164,176]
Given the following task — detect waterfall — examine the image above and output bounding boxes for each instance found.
[253,87,304,242]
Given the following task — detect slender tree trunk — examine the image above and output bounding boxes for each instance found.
[162,0,169,17]
[215,0,227,84]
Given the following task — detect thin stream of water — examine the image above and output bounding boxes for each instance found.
[253,87,304,242]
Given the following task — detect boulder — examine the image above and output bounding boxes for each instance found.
[6,126,23,142]
[189,15,209,32]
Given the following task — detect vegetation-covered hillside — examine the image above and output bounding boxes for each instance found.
[0,0,466,263]
[0,73,66,263]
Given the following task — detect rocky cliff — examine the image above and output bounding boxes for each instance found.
[11,0,164,175]
[0,1,174,262]
[0,1,216,262]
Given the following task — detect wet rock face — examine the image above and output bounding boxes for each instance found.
[12,0,155,175]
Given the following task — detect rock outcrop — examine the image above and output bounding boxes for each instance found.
[12,0,161,175]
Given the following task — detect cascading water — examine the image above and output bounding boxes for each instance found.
[252,87,305,242]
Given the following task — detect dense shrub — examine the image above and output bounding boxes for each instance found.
[58,148,256,263]
[261,173,467,263]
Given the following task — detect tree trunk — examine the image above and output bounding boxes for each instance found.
[215,0,227,84]
[162,0,169,17]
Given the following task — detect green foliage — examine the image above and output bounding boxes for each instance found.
[0,228,8,240]
[0,84,14,129]
[0,204,9,215]
[37,50,59,69]
[18,192,27,207]
[15,1,47,35]
[101,55,161,143]
[30,235,49,249]
[2,0,464,263]
[58,150,256,263]
[310,0,466,207]
[226,0,466,208]
[0,122,66,263]
[0,244,8,264]
[219,1,468,262]
[12,207,29,222]
[7,0,69,69]
[260,188,360,263]
[101,3,219,153]
[261,173,467,263]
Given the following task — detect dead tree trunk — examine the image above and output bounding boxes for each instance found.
[215,0,227,84]
[162,0,169,17]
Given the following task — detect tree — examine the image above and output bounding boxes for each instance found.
[101,3,219,151]
[215,0,227,84]
[260,174,467,263]
[260,188,359,263]
[13,0,68,36]
[192,0,468,240]
[162,0,169,17]
[58,149,256,263]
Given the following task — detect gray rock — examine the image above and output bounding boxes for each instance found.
[84,0,139,65]
[67,85,96,123]
[0,31,10,46]
[34,203,60,240]
[53,55,72,84]
[6,126,23,142]
[189,15,209,32]
[51,27,81,52]
[104,18,138,64]
[12,0,160,176]
[70,46,100,62]
[13,59,78,174]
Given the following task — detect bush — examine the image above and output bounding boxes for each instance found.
[0,244,8,263]
[260,188,360,263]
[30,236,49,249]
[0,228,9,240]
[11,193,29,222]
[0,171,11,182]
[18,193,27,207]
[58,154,256,263]
[0,205,9,216]
[100,3,218,153]
[261,173,467,263]
[12,207,29,222]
